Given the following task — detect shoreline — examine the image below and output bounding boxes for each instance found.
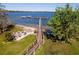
[16,24,36,31]
[16,24,52,30]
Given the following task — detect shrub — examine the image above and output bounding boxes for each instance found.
[5,32,14,41]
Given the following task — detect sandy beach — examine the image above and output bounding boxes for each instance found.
[16,24,37,31]
[15,24,51,32]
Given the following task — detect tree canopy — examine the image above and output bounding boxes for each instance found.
[48,4,79,42]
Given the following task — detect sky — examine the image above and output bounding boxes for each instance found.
[1,3,79,11]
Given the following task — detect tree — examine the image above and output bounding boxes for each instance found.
[48,4,79,42]
[0,3,13,34]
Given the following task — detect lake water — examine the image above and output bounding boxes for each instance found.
[7,12,54,26]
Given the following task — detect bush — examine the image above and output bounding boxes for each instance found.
[6,25,15,31]
[5,32,14,41]
[48,4,79,42]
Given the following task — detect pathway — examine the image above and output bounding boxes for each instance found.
[26,17,43,55]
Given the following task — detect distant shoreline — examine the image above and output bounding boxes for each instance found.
[7,10,54,13]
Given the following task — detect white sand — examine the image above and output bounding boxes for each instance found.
[16,24,36,31]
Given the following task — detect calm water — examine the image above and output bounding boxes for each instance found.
[7,12,54,26]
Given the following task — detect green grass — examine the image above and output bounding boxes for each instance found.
[36,36,79,55]
[36,45,45,55]
[0,34,36,55]
[0,26,36,55]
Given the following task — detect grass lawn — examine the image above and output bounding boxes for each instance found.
[35,45,45,55]
[0,26,36,55]
[36,36,79,55]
